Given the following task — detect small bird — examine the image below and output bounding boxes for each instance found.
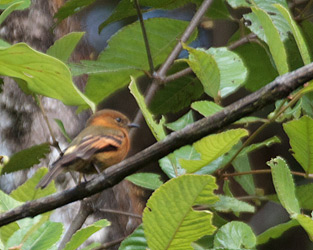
[37,109,138,189]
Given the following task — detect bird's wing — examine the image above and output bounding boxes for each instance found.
[54,134,124,167]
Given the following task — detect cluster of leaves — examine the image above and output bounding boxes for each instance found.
[1,0,313,249]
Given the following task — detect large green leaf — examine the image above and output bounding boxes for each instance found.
[180,129,248,173]
[267,157,300,215]
[149,76,203,115]
[143,175,218,250]
[275,4,311,65]
[21,221,63,250]
[251,7,289,75]
[283,116,313,174]
[119,224,148,250]
[207,47,247,97]
[10,168,56,202]
[0,43,95,110]
[233,41,278,91]
[47,32,85,62]
[64,219,110,250]
[2,143,50,174]
[295,183,313,210]
[257,219,299,245]
[129,77,166,141]
[85,18,196,105]
[214,221,256,249]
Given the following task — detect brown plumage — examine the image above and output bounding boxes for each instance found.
[36,109,138,189]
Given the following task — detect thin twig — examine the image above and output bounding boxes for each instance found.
[134,0,154,75]
[161,67,193,83]
[222,169,312,178]
[36,95,62,153]
[228,33,257,50]
[99,208,142,219]
[1,62,313,226]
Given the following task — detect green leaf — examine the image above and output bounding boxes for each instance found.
[294,214,313,241]
[243,0,290,41]
[129,77,166,141]
[183,45,220,97]
[10,168,56,202]
[207,47,247,97]
[257,219,299,245]
[275,4,311,65]
[47,32,85,62]
[0,190,22,243]
[159,145,198,178]
[149,77,203,115]
[283,115,313,174]
[204,0,231,20]
[180,129,249,173]
[64,219,110,250]
[119,224,148,250]
[0,1,23,26]
[126,173,163,190]
[191,100,222,116]
[86,18,196,105]
[234,41,278,91]
[214,221,256,249]
[22,221,63,250]
[192,100,262,124]
[2,143,50,174]
[143,175,218,250]
[0,0,30,10]
[54,0,97,22]
[54,119,72,143]
[251,7,289,75]
[98,0,137,32]
[226,0,251,8]
[239,136,281,156]
[233,155,256,196]
[0,39,10,48]
[80,242,101,250]
[296,183,313,210]
[0,43,95,110]
[165,111,194,131]
[267,157,300,215]
[211,195,255,214]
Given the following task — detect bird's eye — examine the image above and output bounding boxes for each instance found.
[115,117,122,123]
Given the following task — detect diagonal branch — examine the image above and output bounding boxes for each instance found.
[1,62,313,226]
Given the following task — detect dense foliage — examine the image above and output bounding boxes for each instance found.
[1,0,313,249]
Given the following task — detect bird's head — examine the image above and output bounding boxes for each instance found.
[87,109,139,131]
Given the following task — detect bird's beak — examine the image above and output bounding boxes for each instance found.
[128,123,140,128]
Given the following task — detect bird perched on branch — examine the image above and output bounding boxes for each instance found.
[37,109,138,189]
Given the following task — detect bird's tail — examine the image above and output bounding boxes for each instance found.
[36,165,64,189]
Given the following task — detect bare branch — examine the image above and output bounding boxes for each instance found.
[1,62,313,226]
